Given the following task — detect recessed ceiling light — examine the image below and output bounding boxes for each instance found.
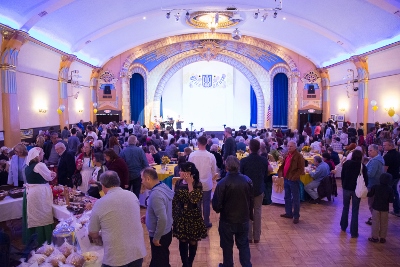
[283,17,286,20]
[143,16,146,20]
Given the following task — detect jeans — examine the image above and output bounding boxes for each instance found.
[102,258,143,267]
[218,220,252,267]
[304,180,320,200]
[200,190,212,226]
[284,179,300,219]
[248,193,263,241]
[149,230,172,267]
[340,189,361,236]
[391,178,400,214]
[129,177,142,199]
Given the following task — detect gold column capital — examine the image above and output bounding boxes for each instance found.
[90,67,102,80]
[317,68,330,79]
[59,54,77,70]
[350,55,368,72]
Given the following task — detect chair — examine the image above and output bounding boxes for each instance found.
[317,176,333,201]
[172,177,181,191]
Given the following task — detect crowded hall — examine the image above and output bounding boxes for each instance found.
[1,0,400,266]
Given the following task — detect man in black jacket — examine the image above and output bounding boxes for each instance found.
[383,140,400,217]
[55,143,76,187]
[222,127,236,161]
[212,156,253,267]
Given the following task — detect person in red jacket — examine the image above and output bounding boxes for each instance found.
[103,149,129,189]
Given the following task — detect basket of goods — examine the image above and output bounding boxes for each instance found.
[161,156,170,165]
[302,146,311,153]
[0,190,7,201]
[66,202,85,215]
[8,187,24,198]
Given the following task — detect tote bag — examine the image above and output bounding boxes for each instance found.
[355,163,368,198]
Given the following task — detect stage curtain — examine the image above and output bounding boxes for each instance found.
[160,96,163,118]
[273,73,288,127]
[130,73,145,124]
[250,86,258,127]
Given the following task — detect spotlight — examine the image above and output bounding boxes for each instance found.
[175,12,180,22]
[273,11,278,18]
[185,11,190,19]
[166,12,170,19]
[253,10,259,19]
[232,28,242,40]
[261,13,268,22]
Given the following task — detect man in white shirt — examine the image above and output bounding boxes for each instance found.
[210,134,219,145]
[86,125,98,141]
[188,135,217,228]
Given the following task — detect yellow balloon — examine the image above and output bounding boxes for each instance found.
[372,105,378,111]
[57,109,62,114]
[93,108,98,114]
[388,109,395,117]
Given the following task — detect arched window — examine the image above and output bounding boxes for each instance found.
[273,73,288,127]
[130,73,145,124]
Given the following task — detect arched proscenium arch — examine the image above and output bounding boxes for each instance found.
[153,54,266,128]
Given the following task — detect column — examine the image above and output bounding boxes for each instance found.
[319,68,330,122]
[89,68,101,122]
[351,56,369,133]
[288,73,299,130]
[0,30,29,147]
[58,55,76,129]
[121,73,131,122]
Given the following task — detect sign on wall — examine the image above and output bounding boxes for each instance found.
[301,70,322,110]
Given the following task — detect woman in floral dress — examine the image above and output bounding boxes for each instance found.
[172,162,207,267]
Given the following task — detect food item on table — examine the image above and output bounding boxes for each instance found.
[65,252,85,267]
[36,244,55,256]
[28,253,47,265]
[58,240,75,257]
[82,252,99,263]
[46,249,66,267]
[84,202,93,211]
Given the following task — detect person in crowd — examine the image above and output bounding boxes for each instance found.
[0,160,8,185]
[340,127,349,146]
[109,136,122,155]
[188,136,217,228]
[382,140,400,217]
[149,145,161,165]
[55,142,75,187]
[178,139,189,153]
[75,143,84,158]
[93,140,104,153]
[310,139,322,154]
[344,137,357,154]
[67,128,81,154]
[43,132,61,166]
[367,173,394,243]
[331,137,343,153]
[240,139,271,243]
[77,120,85,135]
[304,122,312,137]
[322,152,336,171]
[365,144,385,225]
[165,138,178,159]
[327,147,340,166]
[173,162,207,267]
[103,149,129,190]
[141,167,174,267]
[236,137,247,152]
[143,146,155,165]
[223,127,236,161]
[211,134,219,145]
[365,127,376,148]
[305,156,330,204]
[89,171,147,267]
[340,150,368,238]
[210,144,223,170]
[313,122,321,139]
[212,156,253,267]
[120,135,149,198]
[75,141,95,194]
[174,156,186,177]
[183,147,192,161]
[348,123,357,139]
[8,143,28,187]
[277,141,304,224]
[22,147,56,245]
[35,136,46,149]
[61,126,70,140]
[88,152,107,199]
[86,125,98,141]
[358,123,365,146]
[205,138,213,152]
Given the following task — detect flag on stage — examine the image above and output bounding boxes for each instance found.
[267,105,271,121]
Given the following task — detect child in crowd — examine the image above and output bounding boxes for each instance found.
[367,173,394,243]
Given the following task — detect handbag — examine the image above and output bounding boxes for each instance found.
[355,163,368,198]
[72,171,83,188]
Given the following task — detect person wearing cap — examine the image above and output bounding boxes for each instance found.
[22,147,56,245]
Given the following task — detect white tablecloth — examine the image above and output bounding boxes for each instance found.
[0,196,23,222]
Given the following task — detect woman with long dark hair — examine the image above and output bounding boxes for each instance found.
[340,149,368,238]
[173,162,207,267]
[103,148,129,189]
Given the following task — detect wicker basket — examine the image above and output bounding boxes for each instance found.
[8,188,24,198]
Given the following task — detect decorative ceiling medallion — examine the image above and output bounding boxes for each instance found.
[195,40,224,61]
[186,11,239,32]
[302,70,320,83]
[99,70,118,85]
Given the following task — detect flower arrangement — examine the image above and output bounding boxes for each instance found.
[302,146,311,152]
[161,156,170,165]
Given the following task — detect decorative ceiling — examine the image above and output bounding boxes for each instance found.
[0,0,399,67]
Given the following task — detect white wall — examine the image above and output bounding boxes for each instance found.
[161,61,250,131]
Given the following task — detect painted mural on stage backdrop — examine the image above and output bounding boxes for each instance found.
[188,74,227,88]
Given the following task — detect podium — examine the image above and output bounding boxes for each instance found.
[176,121,183,129]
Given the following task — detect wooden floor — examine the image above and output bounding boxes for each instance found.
[140,180,400,267]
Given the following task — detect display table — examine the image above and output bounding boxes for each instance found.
[0,196,23,222]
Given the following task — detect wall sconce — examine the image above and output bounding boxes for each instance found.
[78,109,83,113]
[339,107,345,112]
[39,109,47,113]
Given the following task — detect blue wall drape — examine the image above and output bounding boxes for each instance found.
[273,73,288,127]
[130,73,145,124]
[160,96,163,118]
[250,86,257,127]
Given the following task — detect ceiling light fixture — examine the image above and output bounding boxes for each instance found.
[273,11,278,18]
[232,28,242,40]
[166,12,170,19]
[261,13,268,22]
[175,12,180,22]
[185,11,190,19]
[253,10,259,19]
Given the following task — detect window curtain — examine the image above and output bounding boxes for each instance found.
[130,73,145,124]
[273,73,288,127]
[160,96,163,118]
[250,86,257,127]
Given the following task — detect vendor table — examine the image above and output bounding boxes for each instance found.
[0,196,23,222]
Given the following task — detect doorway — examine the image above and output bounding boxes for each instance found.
[96,114,120,125]
[298,113,322,133]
